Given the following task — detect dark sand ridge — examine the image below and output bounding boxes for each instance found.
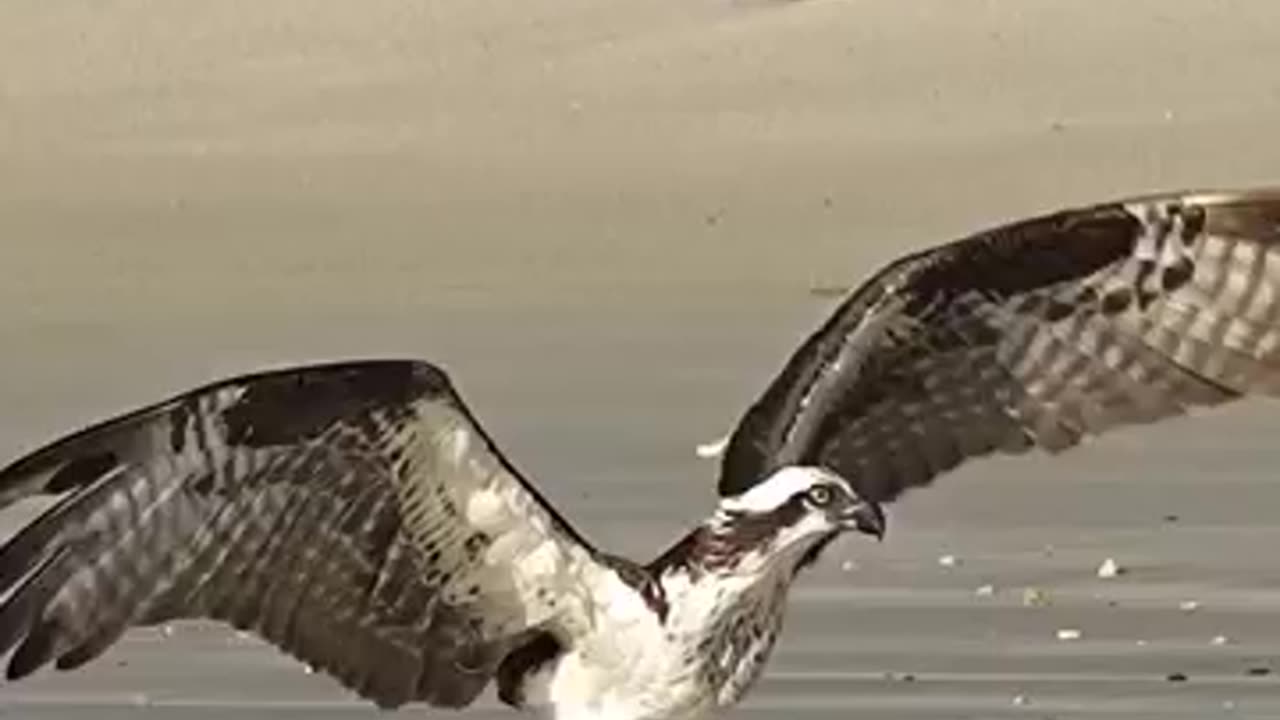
[5,1,1280,717]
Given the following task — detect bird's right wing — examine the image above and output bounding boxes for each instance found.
[0,360,603,709]
[719,189,1280,503]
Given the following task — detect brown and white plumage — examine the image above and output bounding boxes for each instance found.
[0,361,604,709]
[4,188,1280,718]
[722,189,1280,503]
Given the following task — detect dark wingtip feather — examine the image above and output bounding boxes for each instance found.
[55,624,128,672]
[0,450,64,510]
[0,494,77,593]
[0,548,71,660]
[5,618,59,681]
[0,431,125,511]
[44,454,118,495]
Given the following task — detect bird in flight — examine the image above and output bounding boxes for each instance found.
[2,188,1280,719]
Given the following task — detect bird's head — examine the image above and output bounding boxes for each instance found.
[706,466,884,575]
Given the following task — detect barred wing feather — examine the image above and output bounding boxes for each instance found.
[721,190,1280,502]
[0,360,600,709]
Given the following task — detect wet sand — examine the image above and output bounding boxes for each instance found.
[5,1,1280,717]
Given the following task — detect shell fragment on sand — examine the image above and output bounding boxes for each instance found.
[1097,557,1124,578]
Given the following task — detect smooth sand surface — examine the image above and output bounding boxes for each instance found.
[6,1,1280,717]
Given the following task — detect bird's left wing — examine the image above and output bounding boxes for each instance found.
[0,360,603,709]
[719,189,1280,503]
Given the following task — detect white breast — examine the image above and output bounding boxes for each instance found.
[520,564,793,720]
[522,568,702,720]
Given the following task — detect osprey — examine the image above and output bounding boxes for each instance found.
[2,188,1280,719]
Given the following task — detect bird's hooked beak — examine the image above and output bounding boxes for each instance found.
[840,500,886,541]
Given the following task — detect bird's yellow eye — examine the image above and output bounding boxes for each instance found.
[806,485,834,507]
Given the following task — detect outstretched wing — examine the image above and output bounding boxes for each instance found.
[720,189,1280,502]
[0,360,601,708]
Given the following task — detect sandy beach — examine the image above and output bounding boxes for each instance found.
[5,1,1280,717]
